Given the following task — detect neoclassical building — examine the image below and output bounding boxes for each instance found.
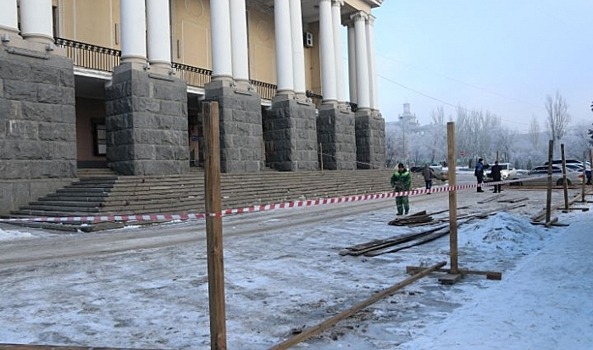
[0,0,385,212]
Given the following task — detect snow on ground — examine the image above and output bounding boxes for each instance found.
[0,185,592,349]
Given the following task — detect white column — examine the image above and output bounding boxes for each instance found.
[146,0,172,72]
[366,15,378,110]
[289,0,306,98]
[120,0,148,65]
[230,0,250,85]
[274,0,294,95]
[19,0,53,45]
[332,0,345,103]
[347,24,357,104]
[352,12,370,111]
[0,0,19,39]
[210,0,233,81]
[319,0,337,103]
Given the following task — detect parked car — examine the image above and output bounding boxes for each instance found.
[485,162,517,180]
[542,160,591,184]
[544,159,590,167]
[513,165,584,186]
[429,163,443,172]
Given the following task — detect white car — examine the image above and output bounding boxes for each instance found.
[513,165,584,186]
[485,162,517,180]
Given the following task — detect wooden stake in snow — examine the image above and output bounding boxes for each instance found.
[203,101,227,350]
[545,140,554,223]
[446,122,459,275]
[561,144,569,210]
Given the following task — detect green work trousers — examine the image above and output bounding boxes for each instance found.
[396,196,409,215]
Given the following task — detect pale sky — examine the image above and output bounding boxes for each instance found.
[372,0,593,132]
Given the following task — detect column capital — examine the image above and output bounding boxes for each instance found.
[367,14,376,25]
[350,11,368,22]
[332,0,345,6]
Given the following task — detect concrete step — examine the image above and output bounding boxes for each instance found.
[7,169,401,229]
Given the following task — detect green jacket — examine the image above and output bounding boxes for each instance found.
[391,169,412,192]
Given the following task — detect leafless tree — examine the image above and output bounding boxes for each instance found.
[427,106,448,163]
[455,107,501,163]
[384,131,397,168]
[496,126,518,162]
[545,91,571,147]
[528,116,540,151]
[563,122,593,159]
[431,106,446,125]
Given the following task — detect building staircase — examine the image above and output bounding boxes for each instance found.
[5,169,411,232]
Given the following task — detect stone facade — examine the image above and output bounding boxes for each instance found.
[205,81,264,173]
[264,97,319,171]
[0,46,77,214]
[105,63,189,175]
[317,105,357,170]
[355,111,386,169]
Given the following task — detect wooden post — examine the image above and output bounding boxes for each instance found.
[561,144,569,210]
[590,149,593,189]
[446,122,458,275]
[203,101,227,350]
[545,140,554,223]
[582,151,587,202]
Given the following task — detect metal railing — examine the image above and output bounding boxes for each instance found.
[54,37,277,101]
[251,80,276,101]
[55,38,120,72]
[171,61,212,88]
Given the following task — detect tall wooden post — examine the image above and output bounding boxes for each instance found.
[545,140,554,223]
[589,149,593,187]
[447,122,458,275]
[582,151,586,202]
[203,101,227,350]
[561,144,569,210]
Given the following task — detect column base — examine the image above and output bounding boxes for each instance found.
[317,105,357,170]
[355,110,386,169]
[264,97,318,171]
[205,83,264,173]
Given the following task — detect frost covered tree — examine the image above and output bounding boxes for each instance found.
[545,91,571,148]
[528,116,540,151]
[455,107,501,164]
[495,126,517,162]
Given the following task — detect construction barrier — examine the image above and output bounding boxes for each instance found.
[0,175,548,224]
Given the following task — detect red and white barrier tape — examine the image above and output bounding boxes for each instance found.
[0,174,558,224]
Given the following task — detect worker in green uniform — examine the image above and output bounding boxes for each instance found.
[390,163,412,215]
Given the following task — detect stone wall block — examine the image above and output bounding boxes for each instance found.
[38,123,74,142]
[4,80,37,101]
[21,103,55,122]
[0,59,31,81]
[31,65,60,85]
[0,160,30,179]
[37,83,64,104]
[5,120,37,140]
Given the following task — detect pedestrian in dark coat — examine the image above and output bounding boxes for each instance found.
[490,160,502,193]
[475,158,485,192]
[422,164,433,194]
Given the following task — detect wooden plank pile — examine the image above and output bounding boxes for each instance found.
[341,203,527,257]
[339,224,449,257]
